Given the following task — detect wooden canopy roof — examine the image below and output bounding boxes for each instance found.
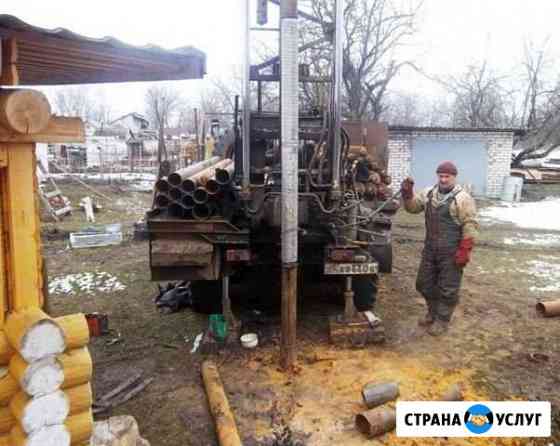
[0,14,207,86]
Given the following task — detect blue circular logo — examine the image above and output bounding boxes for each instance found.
[464,404,494,434]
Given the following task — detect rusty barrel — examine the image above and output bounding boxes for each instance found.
[362,382,399,409]
[355,407,396,438]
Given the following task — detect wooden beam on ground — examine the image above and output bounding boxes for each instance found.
[3,144,42,309]
[0,116,84,144]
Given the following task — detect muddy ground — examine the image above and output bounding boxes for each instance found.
[43,181,560,446]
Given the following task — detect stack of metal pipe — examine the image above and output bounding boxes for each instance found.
[154,157,236,220]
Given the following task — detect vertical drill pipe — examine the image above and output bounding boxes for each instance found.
[331,0,345,189]
[201,361,242,446]
[280,0,299,371]
[242,0,251,191]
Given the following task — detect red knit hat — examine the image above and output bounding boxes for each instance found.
[436,161,458,176]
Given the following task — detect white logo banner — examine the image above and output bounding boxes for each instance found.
[396,401,551,437]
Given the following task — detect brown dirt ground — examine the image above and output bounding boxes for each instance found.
[43,182,560,446]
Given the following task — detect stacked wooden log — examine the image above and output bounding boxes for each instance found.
[0,309,93,445]
[154,157,236,221]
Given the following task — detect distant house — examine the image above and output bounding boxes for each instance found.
[110,113,150,134]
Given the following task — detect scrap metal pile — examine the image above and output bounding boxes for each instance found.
[153,156,236,220]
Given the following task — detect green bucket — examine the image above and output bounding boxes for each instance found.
[209,314,228,341]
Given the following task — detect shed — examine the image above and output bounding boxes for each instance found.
[387,126,523,198]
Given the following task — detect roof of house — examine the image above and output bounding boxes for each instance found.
[0,15,206,85]
[110,113,150,125]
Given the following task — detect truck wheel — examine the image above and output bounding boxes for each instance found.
[190,280,222,314]
[371,243,392,273]
[352,275,378,312]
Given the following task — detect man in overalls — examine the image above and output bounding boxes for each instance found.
[400,161,479,336]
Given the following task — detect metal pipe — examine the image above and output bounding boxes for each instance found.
[193,203,216,220]
[155,177,170,193]
[169,187,184,201]
[216,164,235,185]
[242,0,251,191]
[537,300,560,317]
[362,382,399,409]
[206,179,221,195]
[154,194,170,208]
[182,159,234,192]
[169,201,189,218]
[182,194,195,209]
[355,408,396,438]
[280,0,299,371]
[168,156,221,186]
[332,0,345,191]
[193,187,209,204]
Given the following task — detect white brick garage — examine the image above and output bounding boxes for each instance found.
[386,127,516,198]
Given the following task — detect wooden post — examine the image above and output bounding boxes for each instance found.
[0,165,7,327]
[4,144,42,310]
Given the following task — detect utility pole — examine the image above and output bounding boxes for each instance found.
[280,0,299,370]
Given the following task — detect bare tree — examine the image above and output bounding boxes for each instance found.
[52,86,95,120]
[520,38,551,130]
[301,0,421,120]
[144,85,184,164]
[438,61,510,128]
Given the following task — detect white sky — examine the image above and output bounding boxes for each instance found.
[3,0,560,116]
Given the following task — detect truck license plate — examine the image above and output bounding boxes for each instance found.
[324,262,378,275]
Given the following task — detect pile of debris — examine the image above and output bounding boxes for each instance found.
[153,157,236,220]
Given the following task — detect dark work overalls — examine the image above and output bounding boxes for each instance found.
[415,187,463,322]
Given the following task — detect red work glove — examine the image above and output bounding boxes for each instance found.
[400,177,414,200]
[455,238,474,267]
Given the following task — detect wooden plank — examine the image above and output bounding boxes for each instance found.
[0,146,6,167]
[0,116,84,143]
[0,39,18,86]
[0,169,7,326]
[4,144,41,309]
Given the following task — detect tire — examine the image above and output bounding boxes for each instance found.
[190,280,222,314]
[370,242,393,273]
[352,275,378,311]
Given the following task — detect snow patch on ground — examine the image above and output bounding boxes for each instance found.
[479,198,560,231]
[49,272,126,295]
[503,233,560,247]
[526,257,560,293]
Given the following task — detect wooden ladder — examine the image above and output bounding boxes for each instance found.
[37,161,72,221]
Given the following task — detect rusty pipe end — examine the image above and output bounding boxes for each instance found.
[355,408,396,438]
[169,187,184,200]
[216,169,231,185]
[182,194,195,209]
[154,194,170,208]
[193,203,214,220]
[536,299,560,317]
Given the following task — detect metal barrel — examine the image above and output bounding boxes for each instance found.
[193,187,209,204]
[206,179,221,195]
[355,407,396,438]
[155,177,170,193]
[168,156,221,186]
[154,193,170,208]
[182,194,195,210]
[193,203,216,220]
[169,187,184,200]
[536,299,560,317]
[362,382,399,409]
[440,383,463,401]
